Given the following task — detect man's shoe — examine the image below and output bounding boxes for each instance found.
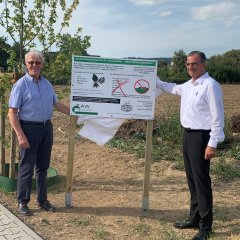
[38,200,56,212]
[18,204,31,216]
[174,220,199,229]
[192,230,211,240]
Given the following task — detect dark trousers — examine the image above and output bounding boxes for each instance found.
[183,129,212,231]
[17,122,53,204]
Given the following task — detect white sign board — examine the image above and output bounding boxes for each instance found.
[70,56,158,120]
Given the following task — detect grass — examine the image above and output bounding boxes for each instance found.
[92,229,110,239]
[68,218,91,227]
[134,222,151,237]
[161,228,178,240]
[212,158,240,180]
[109,109,183,162]
[109,109,240,181]
[219,142,240,160]
[214,208,232,222]
[157,222,179,240]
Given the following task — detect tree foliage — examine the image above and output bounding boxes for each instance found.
[0,36,10,69]
[158,49,240,84]
[42,28,91,85]
[157,60,169,79]
[160,49,188,82]
[0,0,80,64]
[206,49,240,83]
[171,49,187,74]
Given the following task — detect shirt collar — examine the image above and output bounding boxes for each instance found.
[191,72,209,86]
[25,73,43,83]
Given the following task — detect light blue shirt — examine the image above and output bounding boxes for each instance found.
[9,73,58,122]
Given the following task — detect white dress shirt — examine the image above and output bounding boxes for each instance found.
[156,72,225,148]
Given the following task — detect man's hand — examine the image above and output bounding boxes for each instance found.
[8,108,30,149]
[17,133,30,149]
[205,146,216,160]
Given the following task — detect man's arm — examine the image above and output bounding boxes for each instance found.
[8,108,30,149]
[156,76,182,96]
[205,82,225,160]
[54,102,70,115]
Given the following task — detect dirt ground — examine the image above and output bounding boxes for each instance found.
[0,85,240,240]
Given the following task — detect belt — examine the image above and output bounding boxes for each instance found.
[184,128,210,132]
[20,120,51,126]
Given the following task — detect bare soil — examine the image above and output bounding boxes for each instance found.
[0,85,240,240]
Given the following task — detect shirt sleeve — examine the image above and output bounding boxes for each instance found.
[156,76,182,96]
[53,90,58,105]
[8,82,23,109]
[207,82,225,147]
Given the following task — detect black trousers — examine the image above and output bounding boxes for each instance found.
[183,129,212,231]
[17,122,53,205]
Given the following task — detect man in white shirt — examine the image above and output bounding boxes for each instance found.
[157,51,224,240]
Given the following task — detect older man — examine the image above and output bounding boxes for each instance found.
[8,50,70,215]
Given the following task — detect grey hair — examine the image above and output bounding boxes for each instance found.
[25,50,45,63]
[188,51,206,62]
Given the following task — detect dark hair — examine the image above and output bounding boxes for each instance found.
[188,51,206,62]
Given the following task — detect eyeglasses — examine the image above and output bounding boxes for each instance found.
[185,61,203,67]
[27,61,42,65]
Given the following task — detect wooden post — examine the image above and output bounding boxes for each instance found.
[142,120,153,210]
[0,68,6,176]
[65,115,77,207]
[0,93,6,176]
[9,129,16,178]
[9,67,24,178]
[10,68,17,177]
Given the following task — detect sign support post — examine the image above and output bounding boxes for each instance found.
[142,120,153,210]
[65,115,77,207]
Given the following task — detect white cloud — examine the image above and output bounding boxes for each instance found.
[159,11,171,17]
[129,0,166,6]
[129,0,185,6]
[223,16,240,26]
[191,2,240,25]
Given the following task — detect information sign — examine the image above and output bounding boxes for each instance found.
[70,56,158,120]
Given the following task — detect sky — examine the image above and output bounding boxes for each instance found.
[70,0,240,58]
[1,0,240,58]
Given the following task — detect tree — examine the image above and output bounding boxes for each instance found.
[43,28,91,85]
[11,42,24,63]
[56,28,90,56]
[222,49,240,66]
[157,60,169,80]
[171,49,187,73]
[171,49,188,82]
[207,49,240,83]
[0,0,80,66]
[0,36,10,69]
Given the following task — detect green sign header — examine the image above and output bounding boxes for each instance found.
[73,56,157,67]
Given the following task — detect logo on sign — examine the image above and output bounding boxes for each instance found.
[80,104,90,109]
[72,104,91,114]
